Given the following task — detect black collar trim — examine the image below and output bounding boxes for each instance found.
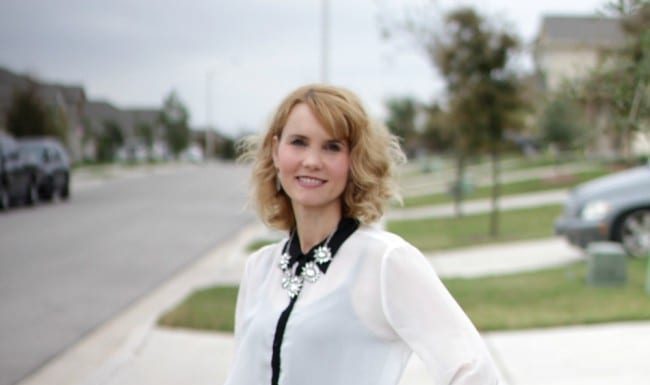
[271,217,359,385]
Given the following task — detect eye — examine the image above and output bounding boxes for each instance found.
[290,137,307,146]
[324,141,343,152]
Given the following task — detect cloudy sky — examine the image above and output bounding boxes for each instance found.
[0,0,607,136]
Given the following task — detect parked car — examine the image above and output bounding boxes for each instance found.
[555,163,650,257]
[18,137,71,201]
[0,132,39,210]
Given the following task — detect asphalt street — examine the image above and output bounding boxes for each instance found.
[0,162,253,385]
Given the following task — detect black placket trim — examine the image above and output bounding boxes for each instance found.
[270,217,359,385]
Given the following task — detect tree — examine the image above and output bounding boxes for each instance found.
[136,122,154,151]
[384,96,419,156]
[96,120,124,162]
[383,4,526,234]
[219,136,237,160]
[421,103,454,152]
[539,93,587,152]
[576,0,649,159]
[433,8,526,235]
[159,91,190,157]
[6,84,68,144]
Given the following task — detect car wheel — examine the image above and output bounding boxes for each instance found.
[40,177,54,201]
[0,185,9,211]
[25,180,38,206]
[618,209,650,258]
[60,174,70,200]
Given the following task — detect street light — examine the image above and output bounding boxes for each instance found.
[205,68,216,159]
[321,0,330,83]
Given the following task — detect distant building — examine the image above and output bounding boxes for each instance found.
[533,15,648,158]
[84,100,166,161]
[534,16,626,92]
[0,66,166,162]
[0,67,86,160]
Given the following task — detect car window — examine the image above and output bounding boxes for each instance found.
[52,148,62,162]
[2,140,20,161]
[1,138,18,155]
[24,145,53,162]
[8,149,20,161]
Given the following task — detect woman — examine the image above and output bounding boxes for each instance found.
[225,84,500,385]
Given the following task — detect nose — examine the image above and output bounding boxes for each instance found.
[302,147,322,170]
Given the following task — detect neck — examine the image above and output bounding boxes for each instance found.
[293,207,342,254]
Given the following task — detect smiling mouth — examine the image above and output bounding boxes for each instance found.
[296,176,326,187]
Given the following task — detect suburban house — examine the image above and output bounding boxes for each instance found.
[0,67,86,160]
[83,100,168,162]
[0,66,167,162]
[534,15,626,92]
[534,15,648,157]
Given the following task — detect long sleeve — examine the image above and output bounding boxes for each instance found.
[232,250,254,354]
[379,243,500,384]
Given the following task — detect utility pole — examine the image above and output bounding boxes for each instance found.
[205,68,215,159]
[321,0,330,83]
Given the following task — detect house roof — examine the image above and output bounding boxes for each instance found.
[0,67,86,111]
[538,15,626,48]
[0,66,161,136]
[84,101,160,135]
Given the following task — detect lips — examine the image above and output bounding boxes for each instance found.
[296,176,326,187]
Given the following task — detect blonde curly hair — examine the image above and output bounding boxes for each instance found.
[240,84,405,231]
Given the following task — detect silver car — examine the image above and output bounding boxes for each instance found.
[555,163,650,257]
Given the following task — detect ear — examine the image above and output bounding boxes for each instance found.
[272,135,279,168]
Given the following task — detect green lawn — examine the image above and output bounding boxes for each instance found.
[448,258,650,331]
[387,204,564,251]
[157,259,650,333]
[158,286,239,332]
[245,238,277,252]
[401,168,609,208]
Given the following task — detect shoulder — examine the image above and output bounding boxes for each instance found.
[243,239,285,279]
[349,223,422,263]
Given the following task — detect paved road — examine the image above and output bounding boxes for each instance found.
[0,162,253,385]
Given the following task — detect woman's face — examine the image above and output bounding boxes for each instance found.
[273,103,350,218]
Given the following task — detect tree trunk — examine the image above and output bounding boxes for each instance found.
[489,143,500,237]
[454,152,465,218]
[625,80,644,163]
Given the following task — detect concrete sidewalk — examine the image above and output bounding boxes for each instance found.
[18,223,650,385]
[387,189,567,221]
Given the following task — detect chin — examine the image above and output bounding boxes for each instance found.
[290,197,342,212]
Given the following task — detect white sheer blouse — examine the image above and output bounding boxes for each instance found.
[224,224,500,385]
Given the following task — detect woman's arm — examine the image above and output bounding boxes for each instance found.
[380,243,500,384]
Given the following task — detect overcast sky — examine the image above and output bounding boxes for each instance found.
[0,0,607,136]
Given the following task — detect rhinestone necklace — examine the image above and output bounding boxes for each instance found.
[278,228,336,298]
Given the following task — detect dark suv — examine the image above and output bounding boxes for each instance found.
[18,137,71,201]
[0,132,39,210]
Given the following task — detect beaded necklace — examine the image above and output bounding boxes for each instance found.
[278,229,336,298]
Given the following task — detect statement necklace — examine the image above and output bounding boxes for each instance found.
[278,229,336,298]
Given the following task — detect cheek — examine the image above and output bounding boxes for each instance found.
[276,145,300,171]
[330,155,351,184]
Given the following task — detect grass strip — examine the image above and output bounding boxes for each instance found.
[157,259,650,333]
[447,258,650,331]
[158,286,238,332]
[387,204,564,251]
[246,238,277,252]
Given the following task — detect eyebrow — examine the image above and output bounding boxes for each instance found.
[326,139,346,146]
[286,134,345,144]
